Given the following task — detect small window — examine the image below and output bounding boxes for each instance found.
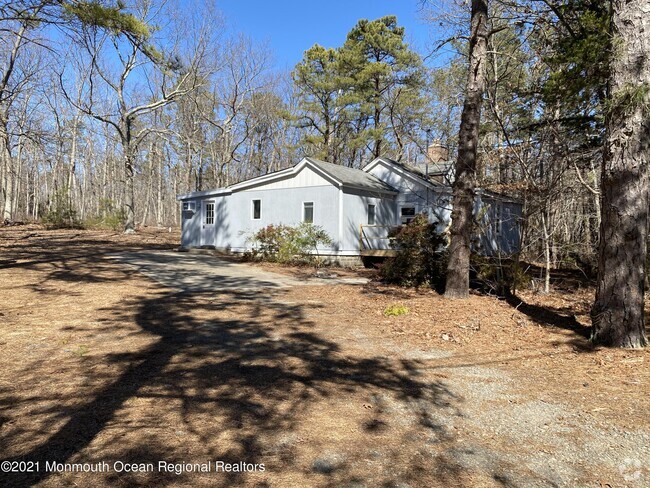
[401,207,416,224]
[303,202,314,223]
[367,204,376,225]
[494,204,502,234]
[252,199,261,220]
[205,202,215,225]
[183,201,196,212]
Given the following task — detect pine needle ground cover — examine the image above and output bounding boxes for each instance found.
[0,226,648,487]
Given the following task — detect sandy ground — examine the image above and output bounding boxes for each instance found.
[0,225,648,487]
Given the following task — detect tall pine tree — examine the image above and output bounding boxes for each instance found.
[340,16,425,159]
[445,0,490,298]
[591,0,649,348]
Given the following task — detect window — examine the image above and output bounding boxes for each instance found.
[252,199,261,220]
[183,201,196,212]
[401,207,416,224]
[303,202,314,223]
[205,202,214,225]
[367,204,376,225]
[494,204,503,234]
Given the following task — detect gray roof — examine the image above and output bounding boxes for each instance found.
[306,157,397,193]
[375,157,448,187]
[177,187,231,200]
[427,162,454,175]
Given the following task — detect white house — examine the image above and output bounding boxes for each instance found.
[177,156,522,263]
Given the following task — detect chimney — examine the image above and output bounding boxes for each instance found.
[427,142,449,163]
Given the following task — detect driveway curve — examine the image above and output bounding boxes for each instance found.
[107,250,367,292]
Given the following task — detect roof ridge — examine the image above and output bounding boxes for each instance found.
[305,157,397,193]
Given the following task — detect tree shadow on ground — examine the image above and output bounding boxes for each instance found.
[1,280,483,487]
[0,227,176,271]
[0,229,561,486]
[503,292,592,340]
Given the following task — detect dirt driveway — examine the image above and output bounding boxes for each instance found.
[1,227,648,487]
[107,250,368,291]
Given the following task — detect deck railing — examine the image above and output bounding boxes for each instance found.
[359,224,398,256]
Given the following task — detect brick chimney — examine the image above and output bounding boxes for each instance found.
[427,142,449,162]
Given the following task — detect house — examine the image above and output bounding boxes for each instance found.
[177,156,522,264]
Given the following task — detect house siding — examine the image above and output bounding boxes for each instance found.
[179,157,522,258]
[341,189,397,253]
[236,165,332,191]
[366,159,521,255]
[181,202,201,248]
[366,160,452,232]
[225,184,341,253]
[181,166,343,253]
[475,196,522,255]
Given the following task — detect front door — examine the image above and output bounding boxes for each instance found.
[201,200,216,247]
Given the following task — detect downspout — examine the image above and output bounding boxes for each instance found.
[338,185,344,255]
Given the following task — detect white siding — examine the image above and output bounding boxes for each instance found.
[340,190,397,253]
[180,158,522,257]
[476,197,522,255]
[222,185,341,253]
[181,201,201,248]
[240,166,332,191]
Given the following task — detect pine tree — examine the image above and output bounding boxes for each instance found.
[293,45,350,164]
[340,16,425,159]
[445,0,490,299]
[591,0,649,348]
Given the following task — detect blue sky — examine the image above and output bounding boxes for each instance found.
[217,0,442,71]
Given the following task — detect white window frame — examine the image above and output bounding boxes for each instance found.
[303,201,314,224]
[183,201,196,212]
[367,204,376,225]
[252,199,261,220]
[204,202,215,225]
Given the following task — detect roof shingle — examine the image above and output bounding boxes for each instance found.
[306,158,397,193]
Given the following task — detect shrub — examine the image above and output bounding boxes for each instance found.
[383,304,410,316]
[84,199,126,231]
[248,223,333,265]
[380,214,447,289]
[470,254,528,296]
[293,222,333,265]
[42,190,83,229]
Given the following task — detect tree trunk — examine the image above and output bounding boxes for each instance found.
[13,135,23,220]
[33,169,40,220]
[142,141,156,226]
[541,208,551,294]
[68,116,80,213]
[444,0,489,299]
[591,0,649,348]
[172,166,179,225]
[373,100,382,158]
[156,148,164,226]
[1,120,14,221]
[123,137,136,234]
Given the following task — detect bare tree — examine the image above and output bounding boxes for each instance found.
[1,0,155,222]
[203,35,271,187]
[64,2,205,233]
[0,1,45,220]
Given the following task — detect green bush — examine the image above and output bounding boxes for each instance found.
[470,254,528,295]
[84,199,126,231]
[42,190,83,229]
[380,214,447,289]
[247,222,333,265]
